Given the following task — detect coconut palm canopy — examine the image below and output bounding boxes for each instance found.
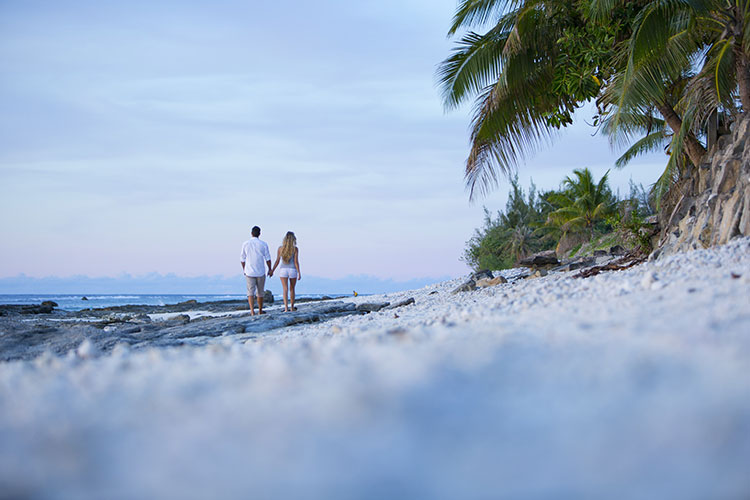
[439,0,750,200]
[545,168,616,238]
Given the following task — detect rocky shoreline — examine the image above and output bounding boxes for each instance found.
[0,295,406,362]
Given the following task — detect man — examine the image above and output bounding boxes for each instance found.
[240,226,273,315]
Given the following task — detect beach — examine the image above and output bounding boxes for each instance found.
[1,238,749,499]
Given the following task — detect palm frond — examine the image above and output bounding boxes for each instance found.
[438,25,511,109]
[448,0,521,35]
[615,129,670,167]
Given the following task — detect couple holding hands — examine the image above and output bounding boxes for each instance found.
[240,226,301,315]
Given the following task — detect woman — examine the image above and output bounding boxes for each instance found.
[271,231,301,312]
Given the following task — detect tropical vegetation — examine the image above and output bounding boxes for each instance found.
[439,0,750,208]
[463,168,633,270]
[463,177,554,269]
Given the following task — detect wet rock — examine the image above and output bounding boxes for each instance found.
[0,300,365,362]
[0,303,56,315]
[41,301,58,308]
[264,290,274,304]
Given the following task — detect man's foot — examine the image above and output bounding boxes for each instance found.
[258,310,266,315]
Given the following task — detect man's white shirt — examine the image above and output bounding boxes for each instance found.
[240,237,271,277]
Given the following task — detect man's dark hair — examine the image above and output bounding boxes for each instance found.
[251,226,261,237]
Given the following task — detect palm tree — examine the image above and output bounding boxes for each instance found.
[602,0,750,171]
[545,168,615,239]
[439,1,616,199]
[440,1,749,203]
[439,0,647,199]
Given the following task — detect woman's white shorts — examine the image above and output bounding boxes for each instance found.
[278,268,298,279]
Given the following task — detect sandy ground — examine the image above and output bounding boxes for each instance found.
[1,238,749,499]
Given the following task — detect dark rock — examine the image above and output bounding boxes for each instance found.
[21,304,54,314]
[178,299,198,306]
[82,296,88,301]
[41,301,58,308]
[384,298,415,310]
[429,291,438,295]
[0,300,366,362]
[0,303,57,316]
[470,269,494,281]
[609,245,627,256]
[357,302,390,313]
[117,326,142,335]
[518,250,559,268]
[263,290,274,304]
[569,257,596,271]
[593,250,608,257]
[526,269,548,279]
[451,279,476,294]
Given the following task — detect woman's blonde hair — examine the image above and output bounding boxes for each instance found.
[280,231,297,262]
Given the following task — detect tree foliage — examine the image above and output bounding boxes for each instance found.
[440,0,750,204]
[462,177,554,270]
[545,168,616,238]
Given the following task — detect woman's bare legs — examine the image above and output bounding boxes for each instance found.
[280,277,289,311]
[289,277,297,311]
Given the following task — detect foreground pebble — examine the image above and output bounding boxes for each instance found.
[1,238,750,499]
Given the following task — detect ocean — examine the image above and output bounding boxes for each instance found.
[0,293,342,312]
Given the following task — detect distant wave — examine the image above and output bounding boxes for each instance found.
[79,295,141,300]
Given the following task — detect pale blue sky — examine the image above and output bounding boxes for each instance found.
[0,0,665,282]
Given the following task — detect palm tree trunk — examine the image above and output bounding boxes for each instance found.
[736,50,750,113]
[733,3,750,113]
[656,102,707,166]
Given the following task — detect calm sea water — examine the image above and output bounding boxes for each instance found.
[0,293,340,312]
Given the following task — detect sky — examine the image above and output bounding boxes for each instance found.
[0,0,668,289]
